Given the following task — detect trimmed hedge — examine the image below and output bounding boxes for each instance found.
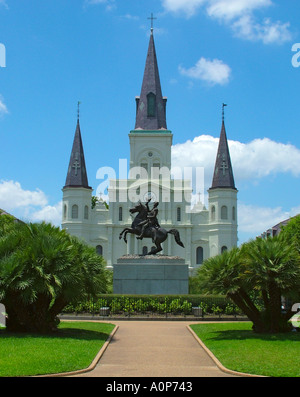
[62,294,243,316]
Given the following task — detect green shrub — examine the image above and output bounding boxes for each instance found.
[61,294,237,317]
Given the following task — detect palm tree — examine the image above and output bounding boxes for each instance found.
[0,219,108,333]
[196,234,300,333]
[197,247,265,332]
[243,235,300,333]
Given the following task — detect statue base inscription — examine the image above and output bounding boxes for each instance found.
[113,255,189,295]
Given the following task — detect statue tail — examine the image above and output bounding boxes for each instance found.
[167,229,185,248]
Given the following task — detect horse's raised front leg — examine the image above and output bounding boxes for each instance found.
[119,228,130,241]
[120,228,136,244]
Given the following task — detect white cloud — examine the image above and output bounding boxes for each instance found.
[172,135,300,188]
[238,202,300,236]
[85,0,107,4]
[0,0,8,9]
[172,134,300,241]
[162,0,206,17]
[120,14,139,21]
[30,202,62,226]
[206,0,272,21]
[179,57,231,86]
[232,15,292,44]
[0,96,8,116]
[162,0,292,44]
[84,0,116,10]
[0,180,62,226]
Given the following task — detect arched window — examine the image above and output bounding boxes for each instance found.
[147,92,156,117]
[221,206,228,220]
[142,246,148,256]
[232,206,236,221]
[63,204,67,220]
[221,246,228,253]
[196,247,204,265]
[84,205,89,220]
[119,207,123,221]
[72,204,78,219]
[177,207,181,222]
[141,163,148,172]
[96,245,103,256]
[211,205,216,221]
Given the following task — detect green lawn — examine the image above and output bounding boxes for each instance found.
[190,322,300,377]
[0,321,115,377]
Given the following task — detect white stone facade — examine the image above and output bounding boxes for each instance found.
[61,31,238,275]
[62,129,238,274]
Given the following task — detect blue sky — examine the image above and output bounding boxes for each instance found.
[0,0,300,244]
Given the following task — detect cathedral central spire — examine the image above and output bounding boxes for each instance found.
[135,28,167,130]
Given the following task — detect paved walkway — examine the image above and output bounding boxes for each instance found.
[68,321,248,378]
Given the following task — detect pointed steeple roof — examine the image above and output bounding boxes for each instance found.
[135,30,167,130]
[64,118,91,189]
[210,120,236,190]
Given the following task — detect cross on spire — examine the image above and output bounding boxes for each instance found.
[148,13,157,33]
[220,154,228,176]
[77,101,81,121]
[72,152,81,176]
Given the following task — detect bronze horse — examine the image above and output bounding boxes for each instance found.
[119,201,185,255]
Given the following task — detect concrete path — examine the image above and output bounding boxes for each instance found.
[69,321,247,378]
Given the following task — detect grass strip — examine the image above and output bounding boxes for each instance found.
[190,322,300,377]
[0,321,115,377]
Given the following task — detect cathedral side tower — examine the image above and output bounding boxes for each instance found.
[62,117,93,241]
[208,108,238,256]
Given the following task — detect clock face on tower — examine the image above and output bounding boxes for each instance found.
[143,191,157,202]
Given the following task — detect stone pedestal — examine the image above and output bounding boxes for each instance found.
[113,255,189,295]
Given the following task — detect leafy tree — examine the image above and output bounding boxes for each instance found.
[0,219,108,333]
[274,215,300,317]
[281,215,300,252]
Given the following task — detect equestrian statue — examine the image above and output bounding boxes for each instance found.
[119,199,185,255]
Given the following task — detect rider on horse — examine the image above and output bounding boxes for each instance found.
[137,200,160,242]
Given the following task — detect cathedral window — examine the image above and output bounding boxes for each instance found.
[221,246,228,253]
[84,205,89,220]
[147,92,156,117]
[119,207,123,222]
[232,206,236,221]
[63,204,67,219]
[221,206,228,220]
[96,245,103,256]
[211,206,216,221]
[142,246,148,256]
[72,204,78,219]
[196,247,203,265]
[177,207,181,222]
[141,163,148,172]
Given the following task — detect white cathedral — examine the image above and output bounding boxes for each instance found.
[61,29,238,275]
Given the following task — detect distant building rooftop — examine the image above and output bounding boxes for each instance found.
[0,209,23,223]
[260,215,299,239]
